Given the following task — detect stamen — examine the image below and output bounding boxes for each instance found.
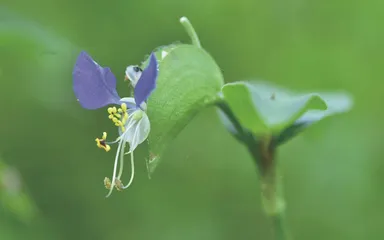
[122,113,128,123]
[117,141,126,179]
[122,122,140,189]
[121,103,127,112]
[95,132,111,152]
[107,103,129,132]
[107,107,117,115]
[115,179,124,191]
[117,117,138,190]
[104,177,111,189]
[105,137,124,198]
[122,151,135,189]
[105,137,122,145]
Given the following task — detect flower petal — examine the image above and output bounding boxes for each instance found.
[119,97,138,110]
[125,66,142,87]
[73,51,121,109]
[134,53,158,106]
[130,112,150,152]
[120,110,150,152]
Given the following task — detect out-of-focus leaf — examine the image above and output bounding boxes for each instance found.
[221,81,353,145]
[0,159,37,223]
[0,7,79,112]
[247,81,353,126]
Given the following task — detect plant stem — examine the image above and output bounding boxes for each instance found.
[180,16,202,48]
[216,101,291,240]
[256,138,291,240]
[271,211,290,240]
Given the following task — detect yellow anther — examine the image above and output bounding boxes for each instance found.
[121,103,127,112]
[104,177,111,190]
[123,113,128,123]
[102,132,107,140]
[115,179,124,191]
[105,145,111,152]
[95,132,111,152]
[107,105,128,131]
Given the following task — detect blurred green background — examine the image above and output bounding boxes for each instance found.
[0,0,383,239]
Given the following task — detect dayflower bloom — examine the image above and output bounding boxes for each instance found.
[73,51,158,197]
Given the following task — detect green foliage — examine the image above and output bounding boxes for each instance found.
[0,160,37,223]
[0,1,380,240]
[221,81,352,140]
[146,44,224,174]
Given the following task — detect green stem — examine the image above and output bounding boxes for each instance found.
[180,16,202,48]
[256,140,291,240]
[216,101,291,240]
[271,212,290,240]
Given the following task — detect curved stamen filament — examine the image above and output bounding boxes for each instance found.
[116,116,137,180]
[105,114,139,197]
[122,120,140,189]
[122,152,135,189]
[105,137,124,198]
[117,141,126,179]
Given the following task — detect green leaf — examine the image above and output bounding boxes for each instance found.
[221,81,353,136]
[0,159,38,223]
[0,8,79,112]
[221,82,269,134]
[247,81,353,126]
[145,44,224,174]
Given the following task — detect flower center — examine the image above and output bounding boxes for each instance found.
[107,103,129,132]
[132,109,144,121]
[95,103,130,152]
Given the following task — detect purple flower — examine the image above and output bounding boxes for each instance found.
[73,51,158,109]
[73,51,159,197]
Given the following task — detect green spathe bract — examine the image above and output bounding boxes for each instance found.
[221,80,353,140]
[145,44,224,174]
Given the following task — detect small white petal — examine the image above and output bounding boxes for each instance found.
[161,50,168,59]
[131,112,150,151]
[119,97,147,111]
[120,97,135,105]
[125,65,142,87]
[121,110,150,152]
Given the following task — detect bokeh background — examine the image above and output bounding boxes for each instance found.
[0,0,383,239]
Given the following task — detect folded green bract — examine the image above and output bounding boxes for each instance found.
[146,44,224,174]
